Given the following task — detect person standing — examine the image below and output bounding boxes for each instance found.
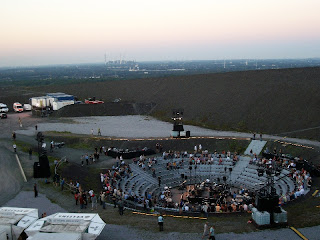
[18,117,22,128]
[158,214,164,231]
[34,183,38,198]
[29,148,33,160]
[118,199,124,215]
[13,143,17,153]
[61,178,65,191]
[80,155,84,167]
[79,193,84,209]
[91,129,94,136]
[74,192,79,205]
[85,154,89,165]
[209,225,215,240]
[202,222,209,239]
[202,203,209,218]
[12,132,16,141]
[91,193,98,210]
[35,125,38,131]
[101,192,106,209]
[98,128,101,136]
[112,194,117,208]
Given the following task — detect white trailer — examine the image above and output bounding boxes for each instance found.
[0,207,39,240]
[27,232,81,240]
[52,100,74,111]
[31,97,51,109]
[26,212,105,240]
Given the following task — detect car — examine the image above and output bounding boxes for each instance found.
[0,103,9,113]
[0,113,7,119]
[23,104,32,111]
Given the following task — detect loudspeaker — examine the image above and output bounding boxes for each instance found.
[173,125,184,131]
[256,195,279,212]
[186,131,190,138]
[33,162,41,178]
[38,155,51,178]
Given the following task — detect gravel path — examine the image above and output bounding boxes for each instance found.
[3,191,66,217]
[16,115,320,148]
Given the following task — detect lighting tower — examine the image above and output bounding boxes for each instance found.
[171,109,184,137]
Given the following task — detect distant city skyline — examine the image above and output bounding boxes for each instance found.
[1,0,320,67]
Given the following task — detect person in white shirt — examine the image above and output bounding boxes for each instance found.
[158,214,164,231]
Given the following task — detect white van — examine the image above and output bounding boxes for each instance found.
[0,103,9,113]
[23,104,32,111]
[13,102,24,112]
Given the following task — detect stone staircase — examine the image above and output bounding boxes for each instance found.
[244,140,267,156]
[129,163,158,185]
[229,156,251,183]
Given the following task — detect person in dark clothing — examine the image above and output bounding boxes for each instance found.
[34,183,38,198]
[118,199,124,215]
[29,148,33,160]
[12,132,16,141]
[112,195,117,208]
[61,178,65,191]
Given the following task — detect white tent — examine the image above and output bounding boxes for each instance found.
[0,207,38,240]
[26,213,105,240]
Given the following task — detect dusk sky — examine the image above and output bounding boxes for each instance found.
[1,0,320,66]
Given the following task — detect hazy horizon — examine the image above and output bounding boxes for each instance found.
[1,0,320,67]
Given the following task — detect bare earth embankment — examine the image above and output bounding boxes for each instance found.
[1,67,319,140]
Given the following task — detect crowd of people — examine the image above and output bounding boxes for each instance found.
[251,150,312,205]
[157,182,255,216]
[52,142,313,219]
[129,148,259,214]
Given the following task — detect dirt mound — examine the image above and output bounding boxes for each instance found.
[50,102,156,117]
[4,67,320,140]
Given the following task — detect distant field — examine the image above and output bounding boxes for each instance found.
[1,67,320,141]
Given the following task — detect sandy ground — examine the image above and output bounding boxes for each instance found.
[14,115,320,148]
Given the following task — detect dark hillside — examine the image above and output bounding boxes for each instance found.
[2,67,320,140]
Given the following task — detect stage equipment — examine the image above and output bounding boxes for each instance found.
[256,160,281,224]
[171,109,186,138]
[34,132,51,178]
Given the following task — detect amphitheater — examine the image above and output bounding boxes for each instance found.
[115,140,302,213]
